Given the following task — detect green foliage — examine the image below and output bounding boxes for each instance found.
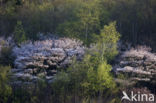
[52,54,117,102]
[52,22,120,102]
[97,22,120,62]
[3,0,16,16]
[11,80,49,103]
[97,62,115,90]
[57,0,100,45]
[1,0,154,102]
[14,21,27,45]
[81,61,116,97]
[52,71,70,102]
[0,65,12,103]
[0,0,155,47]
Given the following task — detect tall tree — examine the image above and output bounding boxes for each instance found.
[97,22,120,62]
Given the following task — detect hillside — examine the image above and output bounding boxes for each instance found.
[0,0,156,103]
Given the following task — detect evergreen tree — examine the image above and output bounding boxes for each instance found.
[13,21,27,45]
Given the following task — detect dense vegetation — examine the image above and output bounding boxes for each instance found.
[0,0,156,46]
[0,0,155,103]
[0,65,11,103]
[0,21,122,103]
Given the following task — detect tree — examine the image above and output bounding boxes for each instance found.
[96,62,115,91]
[81,60,116,99]
[13,21,26,45]
[52,71,70,103]
[52,21,121,101]
[97,21,120,62]
[52,54,117,102]
[57,0,100,45]
[76,0,100,44]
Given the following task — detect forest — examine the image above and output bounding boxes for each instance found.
[0,0,156,103]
